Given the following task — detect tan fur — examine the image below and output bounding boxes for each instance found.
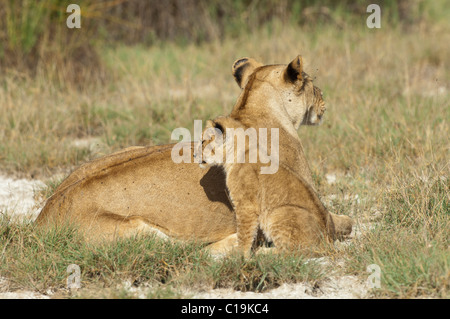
[35,56,352,252]
[200,116,335,256]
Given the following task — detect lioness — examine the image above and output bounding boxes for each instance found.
[199,116,335,256]
[35,56,352,252]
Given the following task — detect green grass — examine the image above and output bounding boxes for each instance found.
[347,232,448,298]
[343,163,449,298]
[0,218,325,297]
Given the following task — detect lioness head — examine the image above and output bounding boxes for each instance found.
[231,56,326,127]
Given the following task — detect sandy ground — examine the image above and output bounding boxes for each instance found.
[191,276,369,299]
[0,175,45,222]
[0,172,371,299]
[0,175,47,299]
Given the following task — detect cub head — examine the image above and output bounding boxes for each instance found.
[231,55,326,127]
[197,116,245,169]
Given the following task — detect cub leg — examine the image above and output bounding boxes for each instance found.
[235,206,259,257]
[205,233,238,257]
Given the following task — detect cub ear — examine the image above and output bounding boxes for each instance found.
[284,55,304,83]
[212,117,226,134]
[205,120,215,129]
[213,121,224,134]
[232,57,263,89]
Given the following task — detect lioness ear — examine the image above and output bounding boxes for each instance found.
[284,55,304,83]
[232,57,263,89]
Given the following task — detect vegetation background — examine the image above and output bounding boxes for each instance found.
[0,0,448,298]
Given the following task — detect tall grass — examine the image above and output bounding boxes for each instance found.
[0,0,424,83]
[344,160,449,298]
[1,13,448,176]
[0,0,103,85]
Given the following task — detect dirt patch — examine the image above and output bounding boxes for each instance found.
[190,276,369,299]
[0,276,50,299]
[0,174,45,222]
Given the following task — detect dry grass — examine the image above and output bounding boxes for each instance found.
[1,15,448,177]
[0,4,449,298]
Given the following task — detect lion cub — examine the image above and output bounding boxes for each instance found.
[199,116,336,256]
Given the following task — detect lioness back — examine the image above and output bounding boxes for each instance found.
[36,143,237,243]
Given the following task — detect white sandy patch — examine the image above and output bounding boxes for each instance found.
[191,275,369,299]
[70,137,107,155]
[114,273,370,299]
[0,291,50,299]
[0,174,45,222]
[0,276,50,299]
[325,173,337,185]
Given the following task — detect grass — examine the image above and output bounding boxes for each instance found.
[1,18,449,177]
[344,163,449,298]
[0,2,449,298]
[0,218,325,298]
